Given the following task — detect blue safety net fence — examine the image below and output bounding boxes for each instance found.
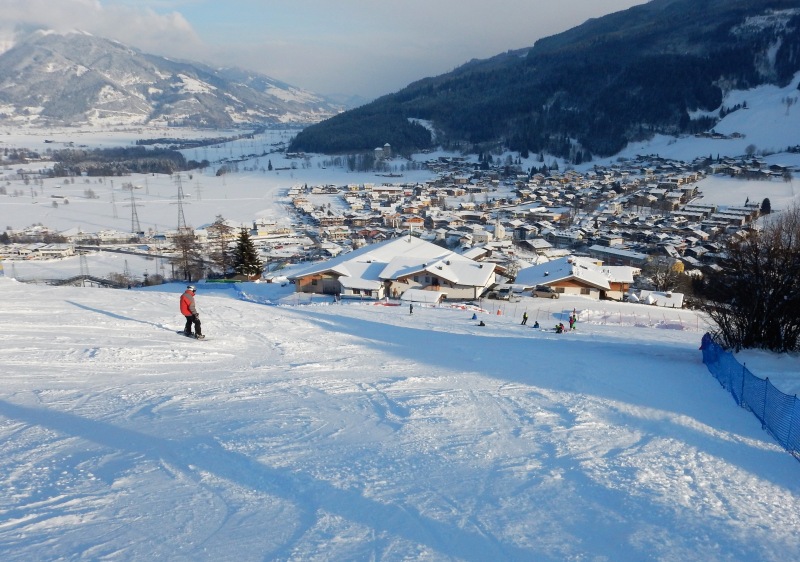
[700,333,800,461]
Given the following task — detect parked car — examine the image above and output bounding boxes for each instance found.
[532,285,560,299]
[497,287,512,300]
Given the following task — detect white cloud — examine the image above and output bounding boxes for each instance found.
[1,0,203,59]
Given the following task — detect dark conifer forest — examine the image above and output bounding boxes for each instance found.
[289,0,800,160]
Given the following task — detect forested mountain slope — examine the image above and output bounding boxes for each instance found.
[290,0,800,160]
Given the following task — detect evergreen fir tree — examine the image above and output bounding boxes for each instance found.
[232,228,264,279]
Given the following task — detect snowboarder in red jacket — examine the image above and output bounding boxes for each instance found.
[180,285,204,339]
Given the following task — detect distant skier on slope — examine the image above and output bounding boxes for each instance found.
[180,285,204,339]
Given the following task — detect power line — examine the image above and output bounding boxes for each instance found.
[79,254,90,286]
[129,194,141,234]
[173,174,190,234]
[122,184,142,234]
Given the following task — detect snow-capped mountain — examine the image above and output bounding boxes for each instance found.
[0,30,344,128]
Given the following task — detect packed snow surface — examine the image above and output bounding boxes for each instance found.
[1,279,799,561]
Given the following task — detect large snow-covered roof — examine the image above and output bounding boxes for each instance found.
[291,236,447,278]
[336,261,385,290]
[290,236,495,288]
[515,255,613,290]
[601,265,637,284]
[639,289,685,308]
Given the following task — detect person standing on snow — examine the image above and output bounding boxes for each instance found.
[521,311,528,325]
[180,285,204,339]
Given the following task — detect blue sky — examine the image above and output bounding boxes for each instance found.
[4,0,646,99]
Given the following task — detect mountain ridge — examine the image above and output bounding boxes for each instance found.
[288,0,800,159]
[0,29,344,128]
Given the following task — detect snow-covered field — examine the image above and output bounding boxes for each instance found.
[0,126,439,236]
[3,131,799,286]
[1,278,799,561]
[617,72,800,165]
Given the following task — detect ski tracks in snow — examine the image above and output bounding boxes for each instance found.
[2,282,800,561]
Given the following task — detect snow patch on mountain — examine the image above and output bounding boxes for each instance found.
[176,73,216,95]
[265,85,321,104]
[732,8,800,37]
[624,70,800,162]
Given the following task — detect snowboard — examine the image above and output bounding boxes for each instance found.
[177,331,206,340]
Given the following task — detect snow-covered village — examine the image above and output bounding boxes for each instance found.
[3,2,800,561]
[1,72,799,299]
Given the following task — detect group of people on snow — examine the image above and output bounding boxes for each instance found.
[180,286,578,341]
[519,308,576,333]
[554,310,578,333]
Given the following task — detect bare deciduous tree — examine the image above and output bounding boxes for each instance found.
[172,230,205,282]
[643,257,684,292]
[701,204,800,352]
[206,215,236,277]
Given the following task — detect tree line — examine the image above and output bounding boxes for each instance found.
[700,204,800,353]
[171,216,265,283]
[48,146,209,177]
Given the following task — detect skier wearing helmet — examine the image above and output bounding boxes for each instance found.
[180,285,204,339]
